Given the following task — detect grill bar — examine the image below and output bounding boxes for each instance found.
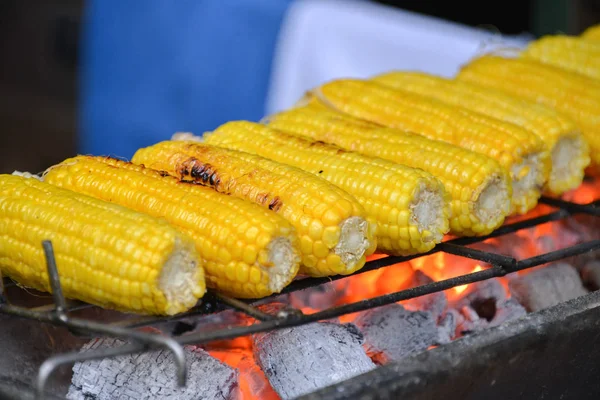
[0,196,597,398]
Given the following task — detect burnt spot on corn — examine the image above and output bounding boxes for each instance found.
[179,157,222,189]
[158,171,171,177]
[256,192,283,212]
[268,197,283,211]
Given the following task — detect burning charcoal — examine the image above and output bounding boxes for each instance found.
[403,270,448,321]
[289,280,346,310]
[353,303,450,364]
[452,278,507,310]
[580,260,600,290]
[456,298,526,335]
[508,262,588,312]
[67,338,238,400]
[437,309,460,342]
[253,322,375,399]
[450,278,526,335]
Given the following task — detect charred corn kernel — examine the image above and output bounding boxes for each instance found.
[457,55,600,169]
[203,121,450,255]
[521,35,600,80]
[0,174,204,315]
[267,106,512,237]
[373,71,590,195]
[582,24,600,41]
[43,156,300,299]
[132,142,374,277]
[312,79,550,214]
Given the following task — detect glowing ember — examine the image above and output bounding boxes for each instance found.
[454,265,484,295]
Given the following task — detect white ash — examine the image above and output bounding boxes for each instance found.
[450,278,526,335]
[451,278,507,310]
[508,262,588,312]
[252,322,375,399]
[353,303,451,364]
[403,270,448,321]
[581,260,600,290]
[456,298,526,335]
[67,337,238,400]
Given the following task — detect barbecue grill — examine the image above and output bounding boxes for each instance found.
[1,192,599,400]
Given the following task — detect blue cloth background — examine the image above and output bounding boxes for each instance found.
[80,0,294,158]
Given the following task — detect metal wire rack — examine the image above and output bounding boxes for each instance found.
[1,195,599,398]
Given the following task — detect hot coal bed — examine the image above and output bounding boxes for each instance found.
[0,179,599,400]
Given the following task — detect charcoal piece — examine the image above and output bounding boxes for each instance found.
[451,278,507,310]
[0,315,87,396]
[67,338,238,400]
[438,309,461,342]
[457,298,526,335]
[508,262,588,312]
[404,270,448,321]
[253,322,375,399]
[354,303,448,364]
[580,260,600,290]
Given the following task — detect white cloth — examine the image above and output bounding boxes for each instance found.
[265,0,531,114]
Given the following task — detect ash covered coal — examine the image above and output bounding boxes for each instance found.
[252,321,375,399]
[451,278,526,335]
[353,303,452,364]
[581,260,600,290]
[509,262,588,312]
[68,337,238,400]
[403,270,448,321]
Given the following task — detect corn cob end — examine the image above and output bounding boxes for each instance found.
[547,134,590,194]
[159,236,206,314]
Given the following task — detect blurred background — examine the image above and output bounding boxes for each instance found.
[1,0,599,174]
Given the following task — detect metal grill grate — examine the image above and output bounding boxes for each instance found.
[1,196,599,398]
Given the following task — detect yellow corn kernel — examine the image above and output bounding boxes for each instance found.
[582,24,600,41]
[267,105,512,237]
[312,78,550,214]
[203,121,450,255]
[0,174,205,315]
[521,35,600,80]
[457,55,600,169]
[373,71,590,194]
[132,142,375,277]
[43,156,300,299]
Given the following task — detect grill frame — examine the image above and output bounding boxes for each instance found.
[1,195,599,398]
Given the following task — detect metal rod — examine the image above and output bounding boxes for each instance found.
[438,243,516,268]
[539,196,600,216]
[42,241,67,318]
[513,240,600,272]
[0,269,4,304]
[214,293,276,321]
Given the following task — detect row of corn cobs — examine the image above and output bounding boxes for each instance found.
[1,28,600,316]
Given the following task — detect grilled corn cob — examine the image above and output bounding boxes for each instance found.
[132,142,375,277]
[0,174,205,315]
[267,106,512,236]
[43,156,301,298]
[373,71,590,195]
[582,25,600,41]
[202,121,450,255]
[520,35,600,80]
[312,79,550,214]
[457,55,600,168]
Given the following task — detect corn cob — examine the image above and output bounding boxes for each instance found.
[373,71,590,195]
[312,79,550,214]
[457,55,600,169]
[582,24,600,41]
[202,121,450,255]
[267,105,512,236]
[0,174,205,315]
[132,142,375,277]
[520,35,600,80]
[43,156,301,299]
